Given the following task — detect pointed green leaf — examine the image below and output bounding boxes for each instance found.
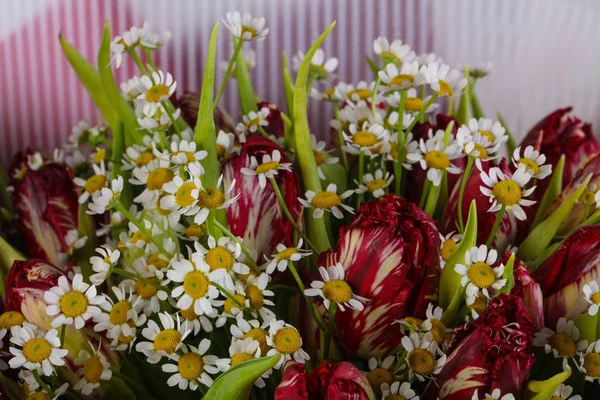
[203,354,281,400]
[532,155,565,229]
[529,240,562,271]
[496,253,515,296]
[320,156,347,193]
[282,52,295,150]
[293,22,336,253]
[575,313,597,343]
[518,173,592,262]
[527,367,572,400]
[455,67,471,125]
[470,90,485,119]
[497,111,516,157]
[235,40,258,115]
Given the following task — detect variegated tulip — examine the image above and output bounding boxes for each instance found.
[223,136,301,261]
[510,255,544,329]
[320,194,440,358]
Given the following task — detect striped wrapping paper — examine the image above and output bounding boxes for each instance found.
[1,0,600,165]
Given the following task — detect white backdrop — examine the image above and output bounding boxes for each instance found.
[1,0,599,163]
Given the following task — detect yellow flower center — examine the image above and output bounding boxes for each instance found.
[580,190,597,205]
[492,180,522,206]
[198,188,226,210]
[469,292,488,315]
[405,97,424,112]
[243,328,269,356]
[147,168,174,190]
[180,305,198,320]
[59,291,89,318]
[312,150,325,166]
[148,253,169,270]
[403,317,423,328]
[241,25,257,38]
[216,144,226,159]
[84,175,107,193]
[205,246,234,272]
[352,131,378,147]
[236,269,257,283]
[276,247,299,260]
[155,194,173,216]
[175,182,198,207]
[130,230,149,245]
[153,329,182,354]
[246,284,264,309]
[183,271,210,299]
[145,84,170,103]
[322,279,353,303]
[135,152,155,167]
[173,151,196,164]
[135,278,159,299]
[83,355,104,383]
[389,74,415,88]
[424,150,450,170]
[408,348,436,376]
[118,321,136,344]
[22,338,52,363]
[256,161,281,175]
[94,148,107,163]
[440,239,457,261]
[366,368,394,394]
[469,143,488,159]
[347,89,371,101]
[109,301,131,325]
[323,88,336,99]
[311,191,342,209]
[429,319,448,344]
[551,397,566,400]
[548,333,576,358]
[437,79,453,96]
[178,352,205,381]
[273,327,302,354]
[591,292,600,304]
[478,130,495,144]
[583,353,600,377]
[0,311,25,329]
[224,294,246,314]
[366,179,388,192]
[467,262,496,289]
[185,224,205,238]
[231,352,254,366]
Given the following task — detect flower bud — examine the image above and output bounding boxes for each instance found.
[172,91,236,133]
[510,256,544,329]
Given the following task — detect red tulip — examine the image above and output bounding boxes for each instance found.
[534,225,600,328]
[223,136,301,261]
[424,294,535,400]
[9,152,79,268]
[320,195,440,358]
[257,101,285,139]
[171,91,236,133]
[275,360,374,400]
[520,107,600,203]
[510,256,544,329]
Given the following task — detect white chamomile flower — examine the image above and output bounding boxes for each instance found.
[45,274,105,329]
[64,229,87,256]
[455,245,506,299]
[160,170,203,215]
[121,76,142,100]
[220,49,257,76]
[241,149,293,189]
[180,303,216,337]
[471,388,515,400]
[580,340,600,381]
[310,134,339,179]
[194,174,239,225]
[416,52,443,66]
[480,165,536,221]
[136,70,177,109]
[194,236,249,291]
[365,356,397,393]
[214,285,246,328]
[26,152,44,171]
[378,61,425,92]
[27,383,69,400]
[0,311,26,350]
[380,381,418,400]
[88,176,123,215]
[401,332,446,382]
[373,37,415,66]
[457,118,507,161]
[512,145,552,180]
[122,258,169,316]
[304,263,368,311]
[162,339,227,389]
[439,231,462,268]
[216,130,237,160]
[164,140,208,169]
[136,312,191,364]
[469,61,493,79]
[89,245,120,286]
[266,239,312,274]
[292,48,338,80]
[387,131,419,169]
[9,325,68,376]
[355,170,393,198]
[406,129,462,186]
[110,25,143,68]
[421,304,449,345]
[534,317,587,360]
[244,273,276,321]
[65,149,88,170]
[266,319,309,369]
[310,86,338,102]
[223,11,269,41]
[334,81,377,104]
[228,338,267,386]
[236,107,270,139]
[73,343,112,395]
[230,318,271,358]
[73,162,109,203]
[386,88,436,115]
[343,121,390,157]
[299,183,354,219]
[584,281,600,316]
[423,62,467,97]
[140,22,171,50]
[550,384,581,400]
[137,103,180,133]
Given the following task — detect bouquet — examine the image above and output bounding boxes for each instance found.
[1,11,600,400]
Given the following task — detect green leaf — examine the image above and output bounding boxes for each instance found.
[532,155,565,229]
[59,33,117,132]
[455,67,471,125]
[496,253,515,296]
[528,240,562,270]
[527,367,572,400]
[103,376,138,400]
[97,21,140,146]
[203,354,281,400]
[470,89,485,119]
[365,56,380,79]
[518,173,592,263]
[235,39,258,115]
[440,201,478,313]
[497,111,516,157]
[0,236,26,299]
[575,312,597,343]
[282,52,295,150]
[293,22,336,253]
[76,204,98,280]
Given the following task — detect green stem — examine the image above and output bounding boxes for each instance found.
[32,369,54,398]
[211,282,245,310]
[357,150,365,207]
[213,220,261,275]
[111,370,148,397]
[269,177,319,253]
[419,179,432,209]
[287,261,327,332]
[394,90,407,196]
[392,350,408,374]
[110,267,165,289]
[114,201,171,257]
[307,75,317,92]
[404,93,439,138]
[485,206,506,247]
[257,126,271,140]
[333,102,348,169]
[371,77,381,116]
[145,50,154,70]
[60,324,66,348]
[162,101,182,140]
[214,39,244,108]
[129,49,148,75]
[457,157,474,232]
[323,302,337,360]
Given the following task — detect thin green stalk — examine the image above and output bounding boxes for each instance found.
[214,39,244,108]
[485,206,506,247]
[371,77,381,116]
[323,302,337,360]
[357,150,365,207]
[257,126,271,140]
[129,49,148,75]
[162,101,182,139]
[145,50,154,71]
[110,267,165,289]
[392,350,408,373]
[60,324,66,348]
[404,93,439,137]
[211,282,245,310]
[307,75,317,91]
[213,220,261,275]
[457,157,474,232]
[287,261,326,332]
[419,179,432,209]
[332,102,348,169]
[32,369,54,398]
[114,201,171,257]
[394,90,407,195]
[269,177,319,253]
